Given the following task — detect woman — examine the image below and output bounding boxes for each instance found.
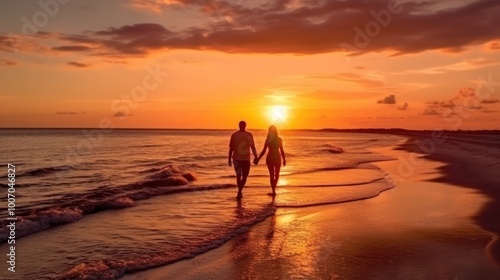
[255,125,286,196]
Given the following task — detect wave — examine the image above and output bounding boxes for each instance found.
[135,160,173,167]
[132,144,164,148]
[54,176,396,280]
[0,166,218,244]
[275,176,395,208]
[54,204,276,280]
[323,146,344,154]
[288,177,386,187]
[287,164,359,176]
[357,157,396,164]
[21,165,75,177]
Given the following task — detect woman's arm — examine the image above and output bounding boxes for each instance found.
[258,143,268,160]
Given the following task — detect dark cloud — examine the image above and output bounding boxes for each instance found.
[426,100,456,109]
[0,33,48,53]
[377,94,396,104]
[422,88,498,116]
[486,40,500,50]
[397,102,408,110]
[307,73,385,88]
[468,105,483,110]
[67,61,91,68]
[53,45,93,52]
[422,108,441,116]
[113,111,133,118]
[56,111,80,115]
[305,89,381,101]
[0,58,17,66]
[40,0,500,57]
[481,98,499,104]
[481,108,499,113]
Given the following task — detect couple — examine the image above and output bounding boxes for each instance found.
[228,121,286,199]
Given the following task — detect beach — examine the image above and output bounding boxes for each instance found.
[3,1,500,279]
[0,129,403,279]
[1,130,499,279]
[124,132,500,280]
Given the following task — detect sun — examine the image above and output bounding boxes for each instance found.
[268,105,288,124]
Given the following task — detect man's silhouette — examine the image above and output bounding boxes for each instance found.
[228,121,258,199]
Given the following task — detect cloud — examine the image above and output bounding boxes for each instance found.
[53,45,93,52]
[307,73,385,88]
[22,0,500,58]
[0,58,17,66]
[56,111,81,115]
[481,98,499,104]
[67,61,91,68]
[485,40,500,51]
[481,108,499,113]
[304,89,382,101]
[113,111,133,118]
[422,88,495,116]
[52,23,174,58]
[468,105,483,110]
[129,0,180,13]
[421,108,441,116]
[410,58,500,74]
[397,102,409,110]
[377,94,396,104]
[129,0,238,15]
[0,33,52,54]
[181,60,203,65]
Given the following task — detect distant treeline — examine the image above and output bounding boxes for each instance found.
[319,128,500,135]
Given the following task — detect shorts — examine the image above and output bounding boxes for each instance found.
[233,160,250,177]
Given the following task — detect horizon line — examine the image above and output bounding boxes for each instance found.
[1,127,500,132]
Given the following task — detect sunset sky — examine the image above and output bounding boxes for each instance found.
[1,0,500,129]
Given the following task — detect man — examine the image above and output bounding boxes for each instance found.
[228,121,258,199]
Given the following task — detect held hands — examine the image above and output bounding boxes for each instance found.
[253,157,260,165]
[228,159,232,167]
[283,159,286,166]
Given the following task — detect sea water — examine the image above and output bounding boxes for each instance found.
[0,129,405,279]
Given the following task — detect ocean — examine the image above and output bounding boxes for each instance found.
[0,129,405,279]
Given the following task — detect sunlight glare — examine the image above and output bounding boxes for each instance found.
[269,105,288,124]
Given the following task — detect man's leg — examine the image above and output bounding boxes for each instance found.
[234,161,243,198]
[240,160,251,189]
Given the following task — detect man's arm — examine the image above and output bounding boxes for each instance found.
[250,134,258,159]
[228,147,234,166]
[228,134,234,166]
[251,145,258,160]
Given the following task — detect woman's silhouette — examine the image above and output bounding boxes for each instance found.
[255,125,286,196]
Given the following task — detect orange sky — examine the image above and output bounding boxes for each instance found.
[1,0,500,129]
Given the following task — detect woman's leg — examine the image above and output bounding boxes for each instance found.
[267,163,276,195]
[273,165,281,191]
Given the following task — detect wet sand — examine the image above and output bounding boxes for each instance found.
[124,133,500,279]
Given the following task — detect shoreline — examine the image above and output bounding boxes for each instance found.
[393,132,500,266]
[124,133,500,279]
